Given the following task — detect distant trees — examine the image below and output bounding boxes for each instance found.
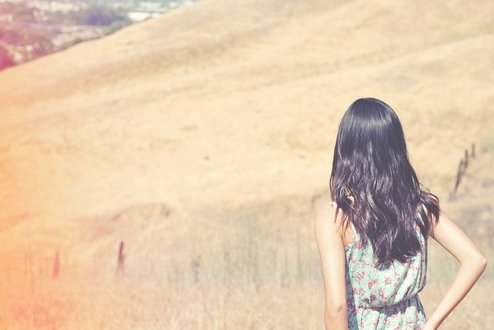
[71,4,130,27]
[0,2,132,71]
[0,2,37,22]
[0,24,53,64]
[0,45,15,70]
[0,2,53,70]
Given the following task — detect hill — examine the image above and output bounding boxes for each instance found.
[0,0,493,328]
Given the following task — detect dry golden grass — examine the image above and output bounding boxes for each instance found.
[1,144,493,329]
[0,188,492,329]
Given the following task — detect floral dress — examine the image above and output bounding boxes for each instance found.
[345,222,427,329]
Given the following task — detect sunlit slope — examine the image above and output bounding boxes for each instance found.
[0,1,493,328]
[0,0,493,225]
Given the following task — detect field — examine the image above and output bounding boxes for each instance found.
[0,0,493,328]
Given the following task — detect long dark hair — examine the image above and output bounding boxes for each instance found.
[330,97,439,267]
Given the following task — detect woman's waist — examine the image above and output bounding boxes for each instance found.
[349,293,422,310]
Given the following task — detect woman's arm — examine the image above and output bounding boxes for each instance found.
[314,201,348,330]
[424,212,487,329]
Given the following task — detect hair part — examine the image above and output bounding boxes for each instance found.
[330,97,440,267]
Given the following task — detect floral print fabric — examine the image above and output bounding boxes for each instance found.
[345,222,427,329]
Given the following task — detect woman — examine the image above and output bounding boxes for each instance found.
[314,98,486,329]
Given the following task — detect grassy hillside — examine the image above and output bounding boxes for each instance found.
[0,0,492,328]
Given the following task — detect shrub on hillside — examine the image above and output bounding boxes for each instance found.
[72,4,130,26]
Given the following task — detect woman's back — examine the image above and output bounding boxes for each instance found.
[344,217,427,329]
[315,98,486,330]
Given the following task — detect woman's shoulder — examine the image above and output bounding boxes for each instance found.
[313,197,348,243]
[314,196,343,222]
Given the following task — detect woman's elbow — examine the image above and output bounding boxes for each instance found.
[477,254,487,272]
[324,303,347,320]
[469,252,487,274]
[324,309,347,330]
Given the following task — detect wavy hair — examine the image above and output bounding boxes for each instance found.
[330,98,439,267]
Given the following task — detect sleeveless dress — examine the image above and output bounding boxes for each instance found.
[345,222,427,329]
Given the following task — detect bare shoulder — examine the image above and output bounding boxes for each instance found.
[430,211,456,239]
[313,197,345,235]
